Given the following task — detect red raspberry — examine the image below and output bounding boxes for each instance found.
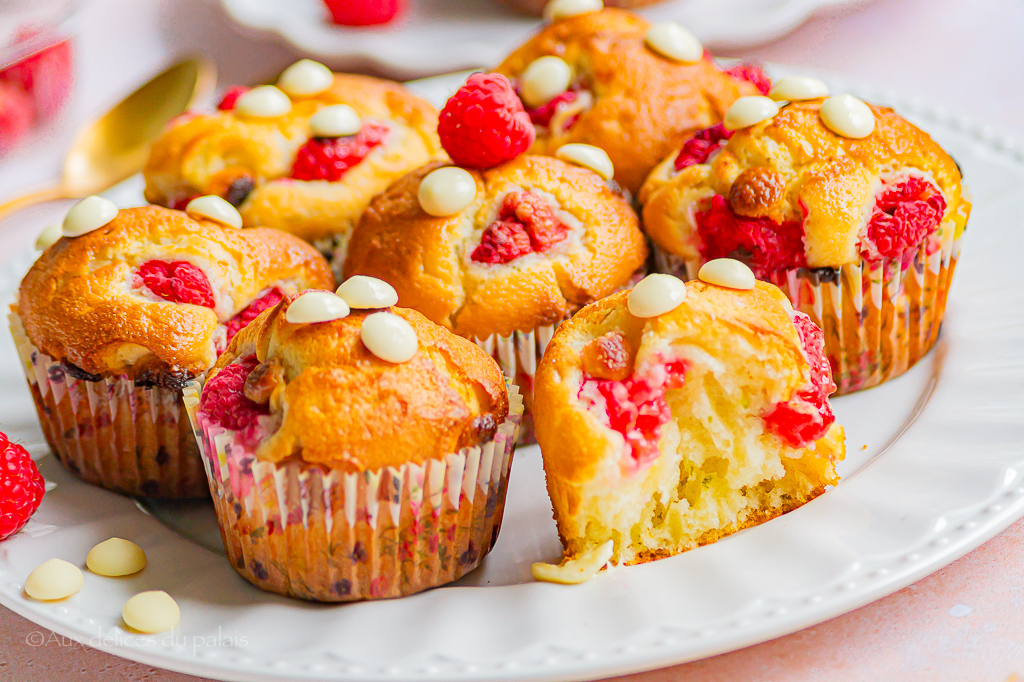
[724,63,772,96]
[136,260,216,308]
[861,176,946,261]
[764,313,836,448]
[472,221,533,264]
[225,288,283,343]
[199,356,269,430]
[0,82,34,153]
[291,122,391,182]
[470,191,568,264]
[217,86,249,111]
[674,123,733,171]
[323,0,403,25]
[0,33,73,121]
[0,431,45,540]
[696,194,807,277]
[524,88,578,128]
[438,73,535,169]
[171,194,198,211]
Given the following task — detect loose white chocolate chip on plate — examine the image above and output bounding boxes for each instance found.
[309,104,361,138]
[86,538,147,577]
[555,143,614,180]
[122,591,180,634]
[62,195,118,237]
[519,56,572,108]
[627,274,687,318]
[24,558,84,601]
[233,85,292,118]
[35,223,62,251]
[185,195,243,229]
[337,276,398,309]
[532,540,614,584]
[360,312,418,363]
[418,166,477,217]
[286,291,350,324]
[543,0,603,21]
[644,22,703,64]
[723,96,780,131]
[698,258,756,290]
[769,76,829,102]
[819,94,875,139]
[277,59,333,97]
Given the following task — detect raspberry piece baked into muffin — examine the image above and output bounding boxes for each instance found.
[495,7,766,194]
[185,285,522,601]
[143,60,441,279]
[531,265,845,577]
[10,200,333,498]
[641,90,971,393]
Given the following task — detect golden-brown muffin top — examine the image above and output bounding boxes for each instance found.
[343,154,648,340]
[16,205,334,381]
[641,99,970,268]
[534,281,813,486]
[496,8,760,194]
[143,74,441,245]
[207,298,509,472]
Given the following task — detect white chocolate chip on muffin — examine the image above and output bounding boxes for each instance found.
[286,291,351,324]
[234,85,292,118]
[337,276,398,309]
[628,273,687,317]
[360,311,418,363]
[62,196,118,237]
[417,166,477,216]
[644,22,702,64]
[820,94,875,139]
[723,96,780,131]
[186,195,243,229]
[698,258,755,290]
[277,59,333,98]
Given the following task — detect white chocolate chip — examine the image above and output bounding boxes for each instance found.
[86,538,147,577]
[819,94,875,139]
[627,274,687,318]
[519,56,572,108]
[360,311,418,363]
[543,0,602,21]
[185,195,243,229]
[62,196,118,238]
[531,540,614,584]
[308,104,361,138]
[24,559,84,601]
[234,85,292,119]
[337,276,398,309]
[644,22,703,64]
[698,258,756,290]
[286,291,350,324]
[555,143,614,180]
[35,223,62,251]
[277,59,333,97]
[769,76,829,102]
[122,591,180,634]
[723,96,780,131]
[418,166,477,217]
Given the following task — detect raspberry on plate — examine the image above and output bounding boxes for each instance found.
[0,82,34,153]
[0,431,45,541]
[324,0,402,26]
[438,73,535,169]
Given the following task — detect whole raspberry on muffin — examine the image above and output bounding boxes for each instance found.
[143,63,441,280]
[12,204,333,498]
[438,73,535,169]
[532,275,845,573]
[495,8,762,194]
[188,289,522,601]
[640,95,971,393]
[0,431,45,540]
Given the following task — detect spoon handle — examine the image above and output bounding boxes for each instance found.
[0,184,71,221]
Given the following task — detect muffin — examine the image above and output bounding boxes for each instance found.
[184,287,522,601]
[143,60,441,279]
[531,267,845,576]
[344,153,647,437]
[10,200,333,498]
[640,92,971,393]
[495,8,766,195]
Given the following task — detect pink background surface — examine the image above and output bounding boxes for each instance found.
[1,0,1023,680]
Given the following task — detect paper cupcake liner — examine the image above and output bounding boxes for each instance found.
[184,379,523,602]
[653,224,962,394]
[8,312,206,498]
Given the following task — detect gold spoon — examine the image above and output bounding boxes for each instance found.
[0,57,216,218]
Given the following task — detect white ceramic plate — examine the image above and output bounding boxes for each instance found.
[1,69,1023,682]
[218,0,869,78]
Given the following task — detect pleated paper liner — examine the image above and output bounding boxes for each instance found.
[184,379,523,602]
[652,220,963,394]
[8,312,207,498]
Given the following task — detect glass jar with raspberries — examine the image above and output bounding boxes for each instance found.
[0,0,76,157]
